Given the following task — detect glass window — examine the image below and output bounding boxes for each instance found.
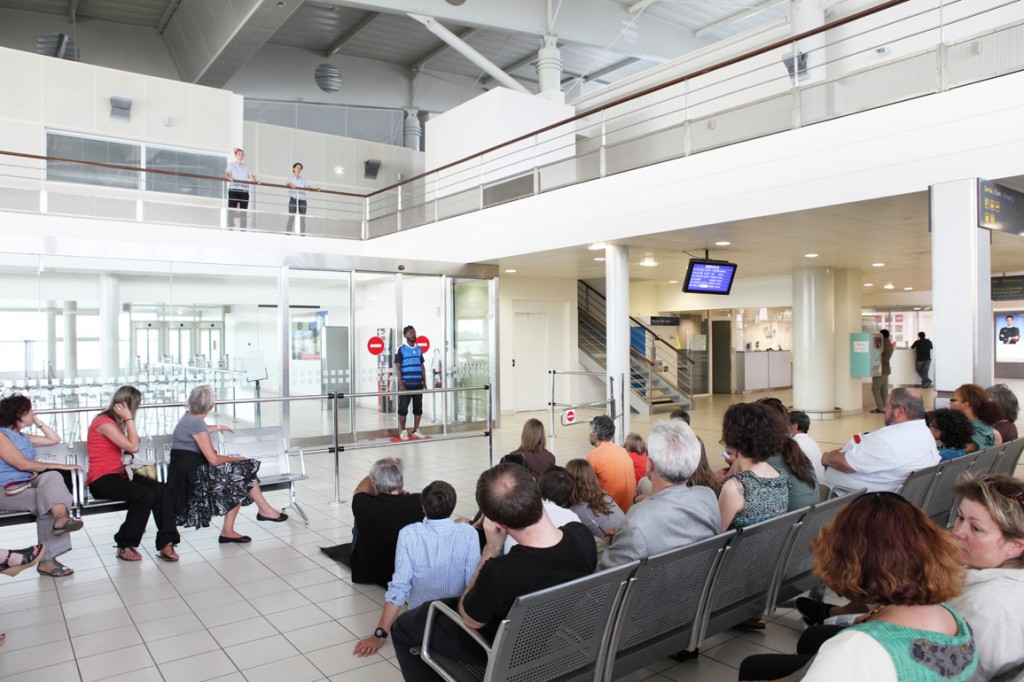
[46,133,140,189]
[145,147,225,198]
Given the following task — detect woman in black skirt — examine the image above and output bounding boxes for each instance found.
[166,384,287,543]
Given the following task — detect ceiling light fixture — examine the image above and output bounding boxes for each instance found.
[864,283,874,287]
[884,283,895,289]
[904,287,913,291]
[589,243,606,250]
[804,253,818,258]
[872,262,885,267]
[504,269,517,273]
[594,257,605,262]
[668,280,678,284]
[639,257,658,267]
[715,241,731,246]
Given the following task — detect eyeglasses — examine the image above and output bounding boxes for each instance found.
[979,475,1024,510]
[949,398,960,403]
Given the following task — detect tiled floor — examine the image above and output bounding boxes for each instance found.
[2,387,1019,682]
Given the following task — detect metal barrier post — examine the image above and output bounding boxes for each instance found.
[486,384,493,468]
[549,370,557,447]
[331,392,343,506]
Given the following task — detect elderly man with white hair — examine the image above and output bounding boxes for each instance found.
[598,419,721,570]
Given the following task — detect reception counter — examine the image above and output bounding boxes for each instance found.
[736,350,792,393]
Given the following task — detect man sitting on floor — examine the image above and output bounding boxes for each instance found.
[822,387,939,494]
[391,463,598,682]
[600,419,720,569]
[320,457,423,586]
[587,415,636,512]
[353,480,480,657]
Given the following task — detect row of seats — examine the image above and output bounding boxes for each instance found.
[895,438,1024,527]
[0,426,309,526]
[421,489,865,682]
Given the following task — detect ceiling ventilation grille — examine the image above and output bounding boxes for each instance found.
[314,63,343,92]
[37,32,79,61]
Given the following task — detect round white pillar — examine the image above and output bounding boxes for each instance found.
[605,244,630,441]
[403,109,422,152]
[535,35,564,104]
[792,267,835,411]
[100,274,120,378]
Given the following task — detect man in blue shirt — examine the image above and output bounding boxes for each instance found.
[353,480,480,657]
[395,325,426,440]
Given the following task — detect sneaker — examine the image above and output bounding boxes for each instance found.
[796,597,838,626]
[409,430,420,440]
[399,430,409,441]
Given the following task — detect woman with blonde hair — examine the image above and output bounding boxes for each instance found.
[87,385,180,562]
[166,385,286,544]
[506,418,555,480]
[564,458,624,539]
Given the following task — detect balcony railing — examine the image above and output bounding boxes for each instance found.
[1,0,1022,238]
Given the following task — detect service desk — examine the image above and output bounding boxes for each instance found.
[736,351,792,393]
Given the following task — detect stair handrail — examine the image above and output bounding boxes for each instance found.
[578,306,656,368]
[578,281,696,365]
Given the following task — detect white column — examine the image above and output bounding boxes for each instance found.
[931,179,994,390]
[403,109,422,152]
[535,34,564,104]
[99,274,119,378]
[46,305,57,380]
[791,0,827,122]
[832,269,863,411]
[63,301,78,378]
[606,244,630,441]
[792,267,835,411]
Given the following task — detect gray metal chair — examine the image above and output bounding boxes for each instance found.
[970,445,1004,476]
[218,426,309,525]
[698,508,806,643]
[602,531,735,682]
[421,561,639,682]
[768,489,865,614]
[993,439,1024,476]
[925,455,977,527]
[895,462,942,509]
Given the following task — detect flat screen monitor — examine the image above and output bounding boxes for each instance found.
[683,259,737,295]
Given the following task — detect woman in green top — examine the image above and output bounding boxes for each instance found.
[951,384,1004,452]
[757,397,819,510]
[796,493,979,682]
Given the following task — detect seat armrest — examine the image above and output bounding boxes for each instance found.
[422,600,492,673]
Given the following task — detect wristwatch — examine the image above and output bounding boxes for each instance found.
[374,628,388,639]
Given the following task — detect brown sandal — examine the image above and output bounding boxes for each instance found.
[158,544,179,562]
[116,547,143,562]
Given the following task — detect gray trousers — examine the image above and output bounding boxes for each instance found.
[0,471,74,561]
[871,374,890,410]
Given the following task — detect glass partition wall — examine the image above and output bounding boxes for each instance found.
[0,255,496,448]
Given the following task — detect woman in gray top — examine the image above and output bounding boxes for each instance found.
[166,385,286,543]
[565,458,625,538]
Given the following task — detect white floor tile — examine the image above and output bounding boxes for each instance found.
[66,607,134,637]
[284,620,354,654]
[2,660,82,682]
[305,641,384,677]
[328,659,405,682]
[136,611,204,642]
[159,649,240,682]
[71,623,143,658]
[225,633,302,670]
[243,654,326,682]
[194,600,261,628]
[208,616,279,648]
[77,642,155,682]
[148,629,222,664]
[264,603,333,632]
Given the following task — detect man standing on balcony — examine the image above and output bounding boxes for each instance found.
[395,325,426,440]
[225,148,256,230]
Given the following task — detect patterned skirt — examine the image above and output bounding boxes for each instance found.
[175,457,260,529]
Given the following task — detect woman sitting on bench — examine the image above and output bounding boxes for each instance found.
[0,395,83,577]
[166,384,286,544]
[87,386,180,562]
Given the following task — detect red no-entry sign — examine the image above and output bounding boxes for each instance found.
[367,336,385,355]
[416,335,430,353]
[561,409,577,426]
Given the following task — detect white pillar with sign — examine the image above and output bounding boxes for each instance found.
[931,178,994,390]
[606,244,630,441]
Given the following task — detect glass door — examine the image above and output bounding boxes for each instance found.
[450,277,496,425]
[352,272,397,437]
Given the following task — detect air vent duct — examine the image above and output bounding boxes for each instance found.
[37,32,79,60]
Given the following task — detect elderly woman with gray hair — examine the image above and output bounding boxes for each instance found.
[166,384,286,543]
[988,383,1019,443]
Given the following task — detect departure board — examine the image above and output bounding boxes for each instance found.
[683,259,737,295]
[978,179,1024,234]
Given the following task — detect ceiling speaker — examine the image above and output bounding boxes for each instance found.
[110,95,132,122]
[364,159,381,180]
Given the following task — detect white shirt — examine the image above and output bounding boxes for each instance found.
[226,161,252,191]
[823,419,938,493]
[948,567,1024,678]
[503,500,581,553]
[794,432,825,483]
[800,629,897,682]
[288,176,308,200]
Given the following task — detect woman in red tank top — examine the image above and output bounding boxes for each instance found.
[87,386,180,562]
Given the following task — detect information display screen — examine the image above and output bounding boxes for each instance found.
[683,259,737,295]
[978,179,1024,234]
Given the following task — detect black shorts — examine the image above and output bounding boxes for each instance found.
[227,189,250,210]
[398,390,423,417]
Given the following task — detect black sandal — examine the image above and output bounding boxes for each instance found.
[0,545,44,576]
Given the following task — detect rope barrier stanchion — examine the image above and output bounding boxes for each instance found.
[486,383,493,468]
[331,392,344,506]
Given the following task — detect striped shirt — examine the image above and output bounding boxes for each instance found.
[385,517,481,608]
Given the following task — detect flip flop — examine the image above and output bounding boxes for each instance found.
[158,545,179,562]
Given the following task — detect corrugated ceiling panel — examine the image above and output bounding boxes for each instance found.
[78,0,169,27]
[269,1,370,52]
[338,13,454,64]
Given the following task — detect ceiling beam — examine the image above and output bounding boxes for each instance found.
[408,27,479,70]
[157,0,181,34]
[67,0,79,23]
[627,0,660,14]
[694,0,788,39]
[582,56,641,82]
[480,51,541,86]
[324,11,380,57]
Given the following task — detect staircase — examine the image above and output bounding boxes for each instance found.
[578,281,693,415]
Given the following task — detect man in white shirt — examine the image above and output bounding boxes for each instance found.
[822,388,939,494]
[789,410,825,484]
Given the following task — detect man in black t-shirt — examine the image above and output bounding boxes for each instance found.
[999,315,1020,345]
[392,463,597,682]
[910,331,934,388]
[320,457,422,587]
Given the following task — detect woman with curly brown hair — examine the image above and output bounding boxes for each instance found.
[718,402,789,531]
[564,459,624,539]
[951,383,1005,452]
[743,493,979,682]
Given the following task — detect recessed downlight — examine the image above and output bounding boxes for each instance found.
[589,243,606,250]
[594,257,605,262]
[872,262,885,267]
[864,283,874,287]
[804,253,818,258]
[504,269,517,273]
[668,280,679,284]
[639,257,658,267]
[904,287,913,291]
[883,283,895,289]
[715,241,731,246]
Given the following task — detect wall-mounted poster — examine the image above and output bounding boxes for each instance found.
[996,311,1024,363]
[291,311,328,360]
